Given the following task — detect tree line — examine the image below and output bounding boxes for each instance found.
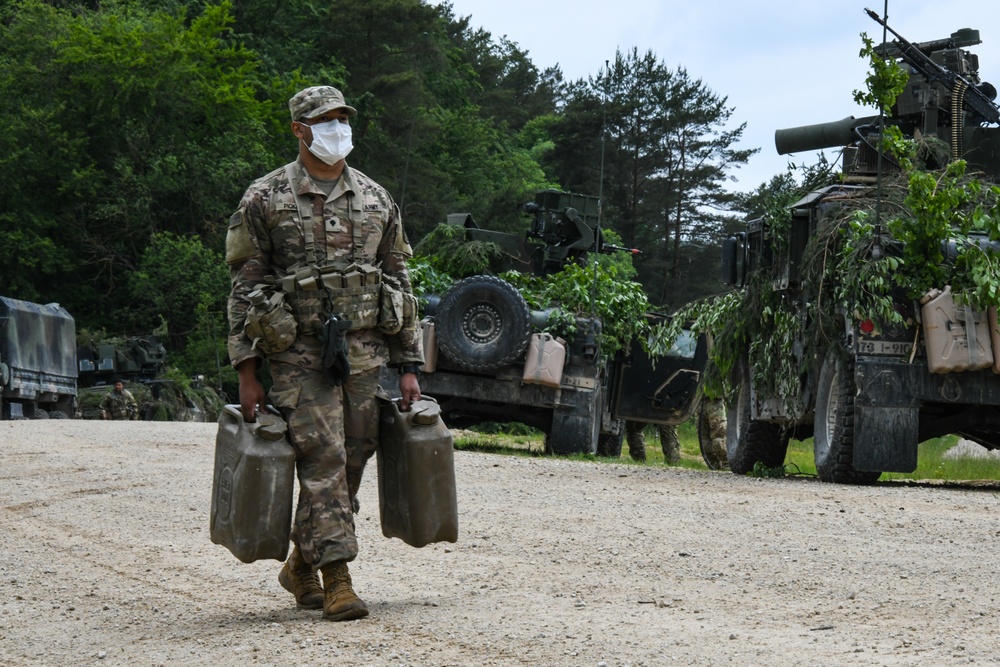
[0,0,760,388]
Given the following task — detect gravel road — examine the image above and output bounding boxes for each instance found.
[2,419,1000,667]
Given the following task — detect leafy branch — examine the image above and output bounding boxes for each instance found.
[853,32,908,110]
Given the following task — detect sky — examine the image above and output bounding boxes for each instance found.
[439,0,999,193]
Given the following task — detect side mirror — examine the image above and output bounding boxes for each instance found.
[722,233,747,287]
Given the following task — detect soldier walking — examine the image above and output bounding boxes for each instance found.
[226,85,423,621]
[100,380,138,420]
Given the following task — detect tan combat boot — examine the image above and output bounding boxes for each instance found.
[320,560,369,621]
[278,546,324,610]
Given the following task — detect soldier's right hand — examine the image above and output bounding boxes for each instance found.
[236,359,269,423]
[238,379,269,423]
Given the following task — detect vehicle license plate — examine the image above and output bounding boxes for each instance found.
[856,340,913,356]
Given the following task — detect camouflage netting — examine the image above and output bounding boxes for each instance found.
[77,381,223,422]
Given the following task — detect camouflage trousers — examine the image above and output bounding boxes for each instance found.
[659,423,681,464]
[268,362,380,568]
[626,421,680,464]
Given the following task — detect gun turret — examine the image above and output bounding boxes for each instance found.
[772,11,1000,180]
[865,10,999,126]
[521,190,600,274]
[447,189,638,277]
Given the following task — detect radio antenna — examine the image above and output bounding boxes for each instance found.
[593,59,610,319]
[872,0,889,261]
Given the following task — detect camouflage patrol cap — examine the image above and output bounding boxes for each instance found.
[289,86,358,121]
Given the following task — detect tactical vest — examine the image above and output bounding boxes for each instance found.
[277,163,399,336]
[242,164,407,355]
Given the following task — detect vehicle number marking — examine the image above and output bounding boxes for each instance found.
[857,340,913,356]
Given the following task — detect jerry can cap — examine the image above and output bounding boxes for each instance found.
[253,412,288,441]
[411,400,442,425]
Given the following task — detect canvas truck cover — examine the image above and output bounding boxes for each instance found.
[0,296,77,400]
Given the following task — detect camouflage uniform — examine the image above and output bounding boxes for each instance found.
[659,423,681,464]
[100,387,138,420]
[698,397,728,469]
[625,421,680,464]
[226,158,422,568]
[625,420,647,462]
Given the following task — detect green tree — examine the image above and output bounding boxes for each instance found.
[545,49,756,311]
[129,231,230,376]
[0,0,285,322]
[281,0,557,236]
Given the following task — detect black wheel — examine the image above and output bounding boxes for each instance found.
[546,387,601,456]
[698,399,729,471]
[49,411,70,419]
[814,347,881,484]
[597,428,624,457]
[726,357,788,475]
[436,275,531,372]
[33,408,49,420]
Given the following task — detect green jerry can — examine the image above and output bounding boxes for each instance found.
[377,395,459,548]
[210,405,296,563]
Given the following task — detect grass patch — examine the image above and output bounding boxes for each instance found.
[453,417,711,469]
[783,434,1000,482]
[453,416,1000,483]
[453,434,544,457]
[452,423,545,458]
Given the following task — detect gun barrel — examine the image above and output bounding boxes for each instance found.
[774,115,879,155]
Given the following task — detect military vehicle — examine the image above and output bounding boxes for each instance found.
[77,334,168,387]
[74,333,219,421]
[721,13,1000,482]
[0,296,77,419]
[404,189,708,457]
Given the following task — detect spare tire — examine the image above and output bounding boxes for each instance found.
[436,275,531,372]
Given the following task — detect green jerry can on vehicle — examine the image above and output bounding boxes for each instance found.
[210,405,295,563]
[376,395,458,548]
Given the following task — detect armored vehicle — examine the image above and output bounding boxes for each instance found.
[0,296,77,419]
[405,189,708,456]
[77,334,168,387]
[721,14,1000,482]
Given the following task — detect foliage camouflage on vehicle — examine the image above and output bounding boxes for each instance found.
[682,14,1000,484]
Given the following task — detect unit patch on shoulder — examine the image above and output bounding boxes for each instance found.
[225,210,258,265]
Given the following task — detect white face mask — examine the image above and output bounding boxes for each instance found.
[304,120,353,165]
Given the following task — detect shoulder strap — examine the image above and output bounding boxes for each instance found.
[350,193,364,259]
[338,168,364,260]
[284,162,319,266]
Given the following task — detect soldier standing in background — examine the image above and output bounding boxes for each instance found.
[100,380,138,420]
[697,396,729,470]
[225,85,423,622]
[625,420,681,464]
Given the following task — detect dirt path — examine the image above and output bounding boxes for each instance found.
[2,420,1000,666]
